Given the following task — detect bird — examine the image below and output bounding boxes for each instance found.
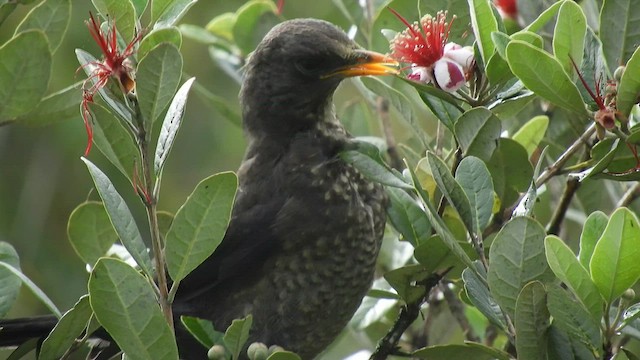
[0,18,397,360]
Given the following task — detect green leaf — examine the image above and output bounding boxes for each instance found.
[340,140,412,190]
[91,0,137,41]
[413,344,500,360]
[600,0,640,74]
[267,351,302,360]
[136,43,183,132]
[547,284,601,356]
[428,152,474,236]
[617,46,640,117]
[130,0,148,17]
[579,211,608,272]
[418,91,463,131]
[523,1,562,33]
[512,115,549,158]
[67,202,118,266]
[544,235,604,322]
[154,77,195,175]
[0,3,17,27]
[462,265,506,329]
[17,82,82,126]
[397,76,463,133]
[362,77,430,147]
[384,264,430,303]
[89,258,178,360]
[487,138,533,208]
[166,172,238,282]
[89,103,139,181]
[138,27,182,59]
[387,187,431,247]
[506,40,587,115]
[454,107,501,162]
[578,28,608,110]
[152,0,197,29]
[414,236,474,276]
[0,30,51,120]
[6,338,38,360]
[455,156,494,233]
[405,161,476,271]
[0,261,61,318]
[180,316,224,349]
[590,207,640,303]
[0,242,21,317]
[467,0,498,65]
[515,281,549,360]
[39,295,92,360]
[232,0,279,55]
[487,217,552,317]
[15,0,70,53]
[81,158,153,276]
[552,1,587,75]
[223,315,253,360]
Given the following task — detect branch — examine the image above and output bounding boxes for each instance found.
[616,182,640,208]
[546,178,580,235]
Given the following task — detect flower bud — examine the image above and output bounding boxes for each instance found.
[247,342,269,360]
[207,345,227,360]
[268,345,286,354]
[614,65,626,83]
[407,66,431,83]
[623,288,636,301]
[434,59,466,92]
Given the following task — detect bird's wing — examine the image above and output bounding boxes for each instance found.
[174,191,284,302]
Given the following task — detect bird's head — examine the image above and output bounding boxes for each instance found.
[240,18,398,138]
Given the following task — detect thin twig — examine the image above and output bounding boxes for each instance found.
[546,178,580,235]
[440,282,479,342]
[369,271,446,360]
[535,123,596,187]
[616,182,640,208]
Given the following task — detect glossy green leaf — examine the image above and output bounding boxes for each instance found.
[0,242,21,318]
[617,47,640,117]
[152,0,197,29]
[512,115,549,157]
[545,235,604,321]
[89,258,178,360]
[223,315,253,360]
[455,156,494,234]
[340,140,412,190]
[428,152,475,236]
[154,77,195,175]
[417,91,463,132]
[15,0,70,52]
[485,50,512,86]
[67,202,118,266]
[546,324,595,360]
[130,0,148,17]
[39,296,92,360]
[181,316,224,349]
[487,217,552,317]
[515,281,549,360]
[454,108,501,162]
[387,187,431,247]
[405,161,476,271]
[413,344,499,359]
[18,82,82,126]
[487,138,533,207]
[578,28,608,110]
[81,158,153,276]
[590,207,640,303]
[0,30,51,120]
[552,1,586,75]
[267,351,302,360]
[166,172,238,282]
[467,0,498,65]
[510,31,543,49]
[384,264,430,303]
[600,0,640,74]
[523,1,562,33]
[578,211,608,272]
[414,236,474,276]
[89,103,138,181]
[506,40,587,115]
[0,260,61,318]
[462,265,506,330]
[0,3,17,27]
[491,31,510,59]
[547,284,601,356]
[232,0,278,55]
[91,0,137,41]
[138,27,182,59]
[137,43,183,132]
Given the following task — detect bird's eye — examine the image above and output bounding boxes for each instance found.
[295,58,325,75]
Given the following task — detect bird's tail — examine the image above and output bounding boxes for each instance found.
[0,315,58,347]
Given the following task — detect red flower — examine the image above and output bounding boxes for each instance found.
[494,0,517,19]
[80,13,142,156]
[389,8,474,93]
[569,56,616,129]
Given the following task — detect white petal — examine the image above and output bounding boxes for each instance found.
[434,59,466,92]
[407,66,432,83]
[444,44,474,70]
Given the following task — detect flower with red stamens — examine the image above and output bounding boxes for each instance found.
[569,56,617,130]
[494,0,517,20]
[388,8,474,93]
[80,12,143,156]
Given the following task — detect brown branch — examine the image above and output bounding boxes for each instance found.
[546,178,581,235]
[369,271,446,360]
[616,182,640,208]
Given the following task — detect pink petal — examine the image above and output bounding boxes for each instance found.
[407,66,432,83]
[434,59,465,92]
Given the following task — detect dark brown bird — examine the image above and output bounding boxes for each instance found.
[1,18,396,359]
